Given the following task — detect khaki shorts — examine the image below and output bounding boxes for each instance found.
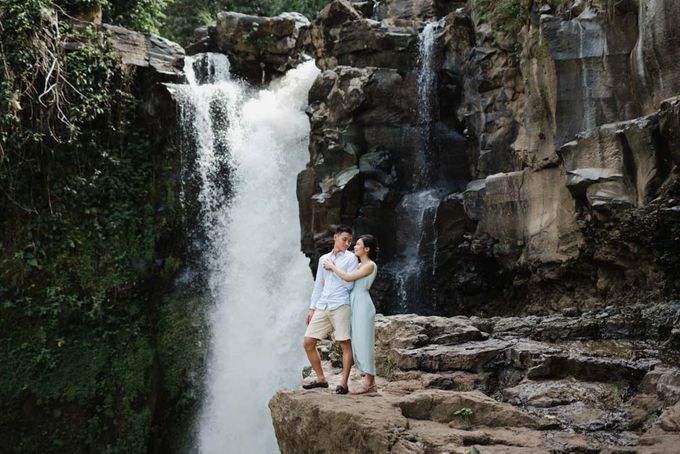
[304,305,351,341]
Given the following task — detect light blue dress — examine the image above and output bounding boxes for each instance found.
[350,261,377,375]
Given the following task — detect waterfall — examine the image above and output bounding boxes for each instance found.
[386,20,446,313]
[417,21,440,132]
[173,53,319,453]
[391,189,443,313]
[415,20,442,183]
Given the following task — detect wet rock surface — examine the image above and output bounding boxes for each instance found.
[271,309,680,453]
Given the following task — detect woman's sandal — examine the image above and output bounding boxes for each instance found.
[333,385,349,395]
[351,383,378,395]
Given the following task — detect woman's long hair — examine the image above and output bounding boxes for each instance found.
[359,234,379,260]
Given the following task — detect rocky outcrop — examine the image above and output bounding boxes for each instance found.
[186,12,309,84]
[274,0,680,451]
[271,309,680,453]
[540,3,639,148]
[309,0,422,72]
[104,24,185,80]
[296,0,680,315]
[67,22,185,82]
[632,0,680,114]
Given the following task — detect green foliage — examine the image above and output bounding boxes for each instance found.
[0,0,188,451]
[452,407,474,429]
[104,0,171,34]
[157,294,208,398]
[0,326,155,452]
[162,0,332,45]
[0,0,175,332]
[453,407,474,418]
[381,356,398,379]
[477,0,530,40]
[52,0,170,33]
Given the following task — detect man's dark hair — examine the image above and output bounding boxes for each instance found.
[335,224,353,235]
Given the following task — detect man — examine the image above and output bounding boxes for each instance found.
[302,225,358,394]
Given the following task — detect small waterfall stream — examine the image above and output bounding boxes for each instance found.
[417,22,440,140]
[388,20,446,313]
[173,53,319,453]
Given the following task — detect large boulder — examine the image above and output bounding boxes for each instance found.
[68,23,185,81]
[309,0,421,72]
[209,11,309,83]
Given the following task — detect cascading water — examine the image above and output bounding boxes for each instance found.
[391,188,444,312]
[415,20,442,184]
[388,20,446,313]
[172,53,320,453]
[417,22,439,139]
[371,1,382,20]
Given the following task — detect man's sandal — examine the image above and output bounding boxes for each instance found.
[302,380,329,389]
[333,385,349,395]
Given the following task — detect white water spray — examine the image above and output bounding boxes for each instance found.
[390,188,442,312]
[173,53,319,453]
[387,20,446,312]
[417,20,441,130]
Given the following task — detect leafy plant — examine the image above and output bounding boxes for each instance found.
[453,407,474,418]
[453,407,474,428]
[382,356,398,379]
[476,0,530,49]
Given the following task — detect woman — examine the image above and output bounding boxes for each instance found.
[323,234,379,394]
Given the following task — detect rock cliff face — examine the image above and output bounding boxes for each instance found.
[296,0,680,315]
[276,0,680,443]
[187,12,309,84]
[271,308,680,453]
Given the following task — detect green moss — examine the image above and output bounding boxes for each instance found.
[476,0,530,38]
[157,294,208,398]
[0,321,156,453]
[0,1,198,452]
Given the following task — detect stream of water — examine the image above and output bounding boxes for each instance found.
[388,20,446,313]
[173,53,319,453]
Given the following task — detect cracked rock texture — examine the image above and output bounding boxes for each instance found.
[295,0,680,315]
[271,308,680,453]
[268,1,680,451]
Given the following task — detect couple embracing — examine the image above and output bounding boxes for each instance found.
[302,225,378,395]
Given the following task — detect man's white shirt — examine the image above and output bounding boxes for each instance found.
[309,250,359,310]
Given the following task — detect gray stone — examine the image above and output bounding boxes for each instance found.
[212,11,309,83]
[477,168,582,263]
[632,0,680,114]
[540,8,639,147]
[98,24,185,80]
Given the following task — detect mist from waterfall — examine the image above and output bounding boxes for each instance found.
[173,53,319,453]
